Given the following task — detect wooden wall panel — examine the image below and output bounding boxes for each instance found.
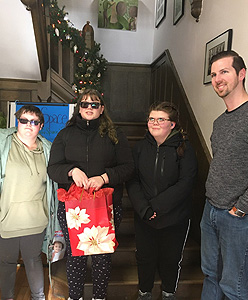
[102,63,151,122]
[0,79,39,115]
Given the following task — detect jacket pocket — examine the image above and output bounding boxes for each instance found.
[1,200,48,232]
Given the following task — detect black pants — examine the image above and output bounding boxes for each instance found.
[134,215,190,293]
[58,201,122,299]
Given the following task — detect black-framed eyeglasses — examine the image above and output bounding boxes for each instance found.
[147,117,170,125]
[18,118,41,126]
[80,101,101,109]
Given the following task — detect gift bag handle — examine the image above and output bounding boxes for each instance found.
[79,188,96,202]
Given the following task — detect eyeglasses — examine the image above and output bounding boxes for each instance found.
[18,118,41,126]
[147,117,170,125]
[80,101,101,109]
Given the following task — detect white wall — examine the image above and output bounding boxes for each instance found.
[153,0,248,150]
[0,0,40,80]
[58,0,155,64]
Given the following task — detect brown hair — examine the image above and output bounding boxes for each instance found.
[67,89,118,144]
[210,50,246,87]
[148,101,186,156]
[15,105,44,125]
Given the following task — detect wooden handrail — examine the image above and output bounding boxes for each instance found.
[20,0,49,81]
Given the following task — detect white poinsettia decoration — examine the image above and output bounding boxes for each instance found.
[66,206,90,230]
[77,225,115,255]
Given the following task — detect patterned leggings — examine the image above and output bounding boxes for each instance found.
[58,201,122,299]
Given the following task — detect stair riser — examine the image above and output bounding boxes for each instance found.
[117,220,135,235]
[112,250,137,266]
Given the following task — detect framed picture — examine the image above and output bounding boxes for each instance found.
[203,29,233,84]
[155,0,166,28]
[98,0,138,31]
[173,0,184,25]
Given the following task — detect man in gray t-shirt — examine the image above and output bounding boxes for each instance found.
[201,50,248,300]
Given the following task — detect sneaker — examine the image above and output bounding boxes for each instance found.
[137,290,152,300]
[162,291,176,300]
[68,298,83,300]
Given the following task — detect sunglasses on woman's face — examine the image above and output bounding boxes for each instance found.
[18,118,41,126]
[80,102,101,109]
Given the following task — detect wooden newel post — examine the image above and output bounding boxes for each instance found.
[82,21,94,50]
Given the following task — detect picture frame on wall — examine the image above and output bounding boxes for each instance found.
[173,0,184,25]
[155,0,166,28]
[203,29,233,84]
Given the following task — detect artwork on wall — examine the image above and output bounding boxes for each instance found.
[173,0,184,25]
[98,0,138,31]
[203,29,233,84]
[155,0,166,28]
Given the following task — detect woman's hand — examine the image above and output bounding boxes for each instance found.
[86,174,109,191]
[70,168,89,187]
[85,176,103,191]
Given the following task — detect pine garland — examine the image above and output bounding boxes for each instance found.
[46,0,107,100]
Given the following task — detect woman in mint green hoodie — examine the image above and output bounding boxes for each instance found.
[0,105,59,300]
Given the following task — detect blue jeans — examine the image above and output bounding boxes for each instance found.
[200,200,248,300]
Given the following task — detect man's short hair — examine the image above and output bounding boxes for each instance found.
[210,50,246,86]
[210,50,246,75]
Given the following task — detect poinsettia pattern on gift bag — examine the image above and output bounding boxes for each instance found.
[77,225,116,255]
[66,206,90,230]
[57,184,118,256]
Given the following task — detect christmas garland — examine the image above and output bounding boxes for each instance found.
[46,0,107,100]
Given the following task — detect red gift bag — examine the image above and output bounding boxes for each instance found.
[57,184,118,256]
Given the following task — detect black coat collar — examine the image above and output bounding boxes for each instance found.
[76,114,100,131]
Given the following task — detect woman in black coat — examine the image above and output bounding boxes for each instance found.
[48,89,134,300]
[126,102,197,300]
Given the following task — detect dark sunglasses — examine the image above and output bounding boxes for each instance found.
[19,118,41,126]
[80,101,101,109]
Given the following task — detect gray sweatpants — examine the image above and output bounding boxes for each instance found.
[0,231,46,300]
